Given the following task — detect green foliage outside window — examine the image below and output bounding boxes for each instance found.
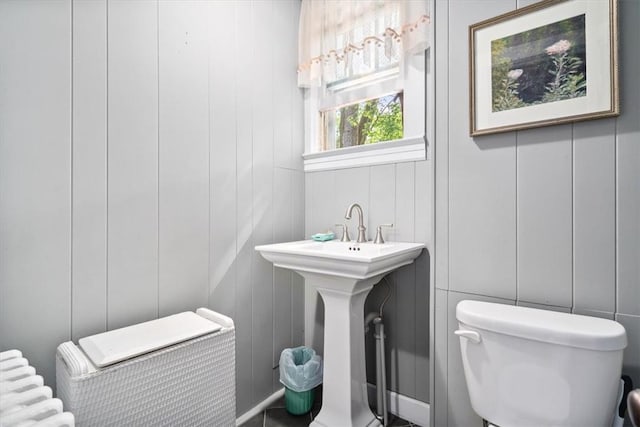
[334,93,403,148]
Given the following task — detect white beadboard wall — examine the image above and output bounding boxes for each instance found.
[432,0,640,426]
[0,0,304,416]
[305,160,432,404]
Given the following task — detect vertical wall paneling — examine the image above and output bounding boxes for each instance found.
[291,171,306,348]
[0,0,72,385]
[304,172,334,354]
[304,172,314,237]
[392,264,417,395]
[432,0,450,420]
[369,164,396,242]
[234,0,255,414]
[517,126,573,307]
[301,170,314,371]
[107,0,159,330]
[208,0,237,318]
[393,163,417,395]
[290,1,305,171]
[415,160,431,246]
[414,250,430,402]
[415,160,430,402]
[573,120,616,313]
[273,169,293,369]
[250,0,276,402]
[158,0,210,316]
[273,0,293,170]
[0,0,305,415]
[433,288,449,427]
[447,0,516,300]
[434,0,640,425]
[271,0,302,383]
[334,167,371,233]
[307,171,336,235]
[72,0,107,341]
[395,163,416,242]
[434,0,450,292]
[616,0,640,316]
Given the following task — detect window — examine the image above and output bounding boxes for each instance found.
[297,0,432,171]
[323,90,404,150]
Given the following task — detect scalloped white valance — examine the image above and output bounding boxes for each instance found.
[298,0,430,88]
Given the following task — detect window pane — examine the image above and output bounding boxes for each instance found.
[322,92,403,149]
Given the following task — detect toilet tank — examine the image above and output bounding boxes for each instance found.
[456,300,627,427]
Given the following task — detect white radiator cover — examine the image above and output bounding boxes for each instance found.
[56,308,235,426]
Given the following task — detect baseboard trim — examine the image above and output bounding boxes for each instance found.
[367,383,430,426]
[236,388,285,426]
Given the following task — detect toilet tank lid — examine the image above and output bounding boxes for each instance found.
[456,300,627,351]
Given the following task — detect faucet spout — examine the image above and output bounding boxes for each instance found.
[345,203,367,243]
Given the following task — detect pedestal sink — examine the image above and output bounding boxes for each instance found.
[255,240,424,427]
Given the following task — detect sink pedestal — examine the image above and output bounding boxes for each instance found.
[254,240,425,427]
[301,272,383,427]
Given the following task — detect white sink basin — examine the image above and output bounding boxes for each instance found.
[255,240,424,280]
[255,239,425,427]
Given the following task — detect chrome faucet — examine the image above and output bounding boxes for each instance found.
[345,203,367,243]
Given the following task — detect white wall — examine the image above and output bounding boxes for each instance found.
[432,0,640,425]
[0,0,304,416]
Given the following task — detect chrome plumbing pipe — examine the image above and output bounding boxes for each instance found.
[373,317,388,426]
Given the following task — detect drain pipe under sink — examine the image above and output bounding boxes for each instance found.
[373,316,388,426]
[365,312,388,426]
[365,277,393,426]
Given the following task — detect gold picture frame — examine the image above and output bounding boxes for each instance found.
[469,0,619,137]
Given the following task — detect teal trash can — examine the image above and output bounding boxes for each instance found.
[284,387,315,416]
[279,346,323,415]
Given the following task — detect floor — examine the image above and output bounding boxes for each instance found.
[241,387,419,427]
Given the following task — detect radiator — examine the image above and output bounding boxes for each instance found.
[0,349,74,427]
[56,308,235,426]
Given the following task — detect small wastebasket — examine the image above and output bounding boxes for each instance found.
[279,346,323,415]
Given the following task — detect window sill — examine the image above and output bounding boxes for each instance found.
[302,136,426,172]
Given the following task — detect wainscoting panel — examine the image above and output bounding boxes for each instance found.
[71,0,108,342]
[573,119,616,313]
[616,0,640,317]
[0,1,304,416]
[234,0,255,415]
[158,0,210,317]
[249,0,276,407]
[517,125,573,307]
[447,0,517,301]
[208,0,238,320]
[0,0,72,387]
[107,0,159,330]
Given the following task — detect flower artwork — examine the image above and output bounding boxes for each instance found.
[491,14,586,112]
[470,0,618,136]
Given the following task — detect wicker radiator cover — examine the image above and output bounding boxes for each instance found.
[56,309,235,426]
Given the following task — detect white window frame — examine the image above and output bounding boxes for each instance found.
[302,45,434,173]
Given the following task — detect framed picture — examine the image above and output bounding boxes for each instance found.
[469,0,618,136]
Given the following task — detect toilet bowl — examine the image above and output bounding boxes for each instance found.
[455,300,627,427]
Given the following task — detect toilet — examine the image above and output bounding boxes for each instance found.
[455,300,627,427]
